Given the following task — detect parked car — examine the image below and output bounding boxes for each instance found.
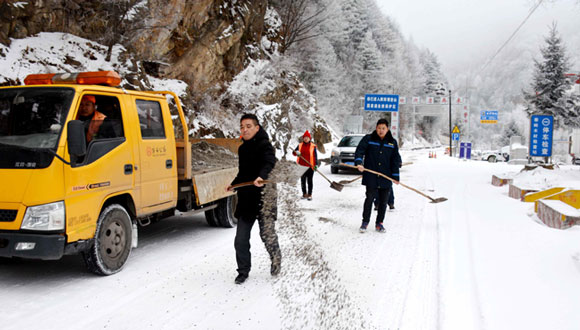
[330,134,365,173]
[480,146,510,162]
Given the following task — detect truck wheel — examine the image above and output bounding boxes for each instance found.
[215,195,238,228]
[204,208,220,227]
[83,204,133,275]
[331,166,339,174]
[488,155,497,163]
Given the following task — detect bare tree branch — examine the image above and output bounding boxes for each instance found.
[272,0,329,53]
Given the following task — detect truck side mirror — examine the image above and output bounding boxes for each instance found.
[67,120,86,158]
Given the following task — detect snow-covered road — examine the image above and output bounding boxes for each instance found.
[2,149,580,330]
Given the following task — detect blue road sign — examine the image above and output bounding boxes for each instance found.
[364,94,399,112]
[480,110,498,123]
[529,115,553,157]
[452,133,460,141]
[459,142,472,159]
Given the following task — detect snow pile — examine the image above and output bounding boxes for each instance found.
[512,166,580,190]
[0,32,187,97]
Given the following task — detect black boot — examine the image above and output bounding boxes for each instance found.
[235,273,248,284]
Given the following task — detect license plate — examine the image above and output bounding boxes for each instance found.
[344,161,354,166]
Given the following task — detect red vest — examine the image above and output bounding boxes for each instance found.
[296,142,316,168]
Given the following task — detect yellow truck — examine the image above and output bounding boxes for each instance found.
[0,71,239,275]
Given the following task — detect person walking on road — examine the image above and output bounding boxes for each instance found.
[292,130,318,201]
[355,119,401,233]
[227,114,281,284]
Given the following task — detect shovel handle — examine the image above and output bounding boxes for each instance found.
[298,154,333,184]
[230,180,270,189]
[339,163,436,202]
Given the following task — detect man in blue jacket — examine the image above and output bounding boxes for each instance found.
[355,119,401,233]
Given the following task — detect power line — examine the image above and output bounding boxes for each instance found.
[478,0,546,75]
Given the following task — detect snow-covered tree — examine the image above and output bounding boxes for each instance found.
[524,23,579,127]
[341,0,368,48]
[499,120,524,146]
[420,50,447,96]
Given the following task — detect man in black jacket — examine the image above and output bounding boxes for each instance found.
[227,114,281,284]
[355,119,401,233]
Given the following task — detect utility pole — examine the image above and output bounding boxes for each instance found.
[449,89,452,157]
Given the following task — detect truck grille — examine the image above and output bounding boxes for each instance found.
[0,210,17,222]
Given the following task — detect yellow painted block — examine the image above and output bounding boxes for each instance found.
[524,187,565,203]
[535,189,580,212]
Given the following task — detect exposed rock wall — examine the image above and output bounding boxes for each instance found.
[0,0,331,146]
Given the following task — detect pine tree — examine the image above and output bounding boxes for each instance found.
[500,120,523,146]
[420,50,447,96]
[524,23,578,127]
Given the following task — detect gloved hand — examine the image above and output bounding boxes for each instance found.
[314,165,318,171]
[295,150,301,156]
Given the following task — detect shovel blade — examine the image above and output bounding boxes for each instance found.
[430,197,448,203]
[330,182,344,192]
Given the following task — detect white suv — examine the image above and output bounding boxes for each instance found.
[330,134,365,174]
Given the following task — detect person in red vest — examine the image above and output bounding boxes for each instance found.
[76,95,115,143]
[292,130,318,200]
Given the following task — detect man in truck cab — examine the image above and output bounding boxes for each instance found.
[76,95,116,143]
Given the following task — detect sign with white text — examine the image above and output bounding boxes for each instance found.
[364,94,399,112]
[529,115,553,157]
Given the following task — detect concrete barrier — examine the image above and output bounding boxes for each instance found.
[537,199,580,229]
[491,174,513,187]
[508,183,538,200]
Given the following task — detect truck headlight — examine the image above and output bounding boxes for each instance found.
[21,201,65,231]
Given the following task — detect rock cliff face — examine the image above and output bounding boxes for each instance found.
[0,0,331,147]
[1,0,270,96]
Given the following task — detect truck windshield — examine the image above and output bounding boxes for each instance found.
[0,87,74,169]
[338,135,363,147]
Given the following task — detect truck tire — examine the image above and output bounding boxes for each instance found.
[331,166,339,174]
[214,195,238,228]
[83,204,133,275]
[204,208,220,227]
[487,155,497,163]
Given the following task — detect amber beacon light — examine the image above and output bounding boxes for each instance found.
[23,71,122,87]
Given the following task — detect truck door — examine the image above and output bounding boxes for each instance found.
[134,98,177,214]
[64,94,135,242]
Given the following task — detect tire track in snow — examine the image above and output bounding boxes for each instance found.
[391,171,441,329]
[454,179,486,330]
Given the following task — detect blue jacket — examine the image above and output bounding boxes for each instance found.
[354,130,401,189]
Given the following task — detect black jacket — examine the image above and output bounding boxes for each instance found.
[231,127,277,218]
[354,130,400,189]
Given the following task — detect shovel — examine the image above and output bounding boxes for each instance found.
[338,161,412,185]
[297,154,343,192]
[338,175,362,185]
[340,163,447,203]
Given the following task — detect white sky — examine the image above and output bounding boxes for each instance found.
[375,0,580,73]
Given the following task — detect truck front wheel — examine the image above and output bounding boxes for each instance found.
[83,204,133,275]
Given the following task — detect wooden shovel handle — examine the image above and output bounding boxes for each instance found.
[231,180,270,189]
[298,153,333,184]
[339,163,436,202]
